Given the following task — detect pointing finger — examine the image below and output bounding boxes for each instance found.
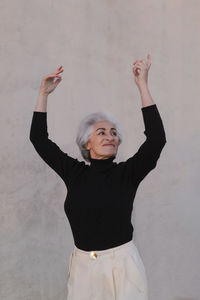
[147,54,151,67]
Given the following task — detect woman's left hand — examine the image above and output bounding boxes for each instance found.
[132,54,151,89]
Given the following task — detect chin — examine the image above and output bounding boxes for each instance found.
[103,151,116,156]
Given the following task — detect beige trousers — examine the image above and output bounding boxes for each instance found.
[67,239,148,300]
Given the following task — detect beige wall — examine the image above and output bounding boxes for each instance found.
[1,0,200,299]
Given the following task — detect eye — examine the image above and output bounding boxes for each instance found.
[98,131,117,136]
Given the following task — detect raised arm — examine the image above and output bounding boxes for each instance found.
[30,66,84,186]
[125,104,166,185]
[124,54,167,185]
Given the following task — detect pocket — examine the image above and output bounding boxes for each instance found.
[125,254,146,294]
[129,245,147,281]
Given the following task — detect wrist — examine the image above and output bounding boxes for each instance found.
[39,91,49,97]
[137,82,149,93]
[38,92,49,102]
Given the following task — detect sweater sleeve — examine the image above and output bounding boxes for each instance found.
[124,104,167,186]
[29,111,83,186]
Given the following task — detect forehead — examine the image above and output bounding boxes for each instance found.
[93,120,116,130]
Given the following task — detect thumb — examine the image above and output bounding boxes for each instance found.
[55,78,62,86]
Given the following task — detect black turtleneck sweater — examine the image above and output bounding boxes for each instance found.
[30,104,166,251]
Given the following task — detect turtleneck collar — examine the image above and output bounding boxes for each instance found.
[89,155,116,172]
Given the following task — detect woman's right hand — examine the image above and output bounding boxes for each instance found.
[39,66,64,95]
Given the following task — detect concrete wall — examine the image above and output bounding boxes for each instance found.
[1,0,200,299]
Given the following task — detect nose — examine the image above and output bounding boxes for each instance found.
[105,134,114,141]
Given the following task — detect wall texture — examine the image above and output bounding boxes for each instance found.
[0,0,200,299]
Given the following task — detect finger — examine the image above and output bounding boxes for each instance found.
[133,66,141,75]
[45,74,62,80]
[133,62,143,69]
[147,54,151,67]
[133,61,146,69]
[140,59,149,67]
[54,67,63,75]
[135,69,140,76]
[133,67,141,75]
[55,78,62,85]
[133,59,143,65]
[55,69,64,74]
[133,61,149,71]
[56,66,63,72]
[133,65,141,71]
[50,74,62,78]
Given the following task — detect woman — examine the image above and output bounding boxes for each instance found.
[30,54,166,300]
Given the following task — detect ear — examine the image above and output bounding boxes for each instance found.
[85,141,91,150]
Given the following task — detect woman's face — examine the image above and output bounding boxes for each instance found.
[86,120,119,160]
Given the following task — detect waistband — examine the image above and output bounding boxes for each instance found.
[73,239,136,260]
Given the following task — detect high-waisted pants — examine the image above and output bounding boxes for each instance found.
[66,239,148,300]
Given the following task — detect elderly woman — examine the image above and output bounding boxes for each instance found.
[30,54,166,300]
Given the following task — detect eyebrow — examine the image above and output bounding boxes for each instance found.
[96,127,117,131]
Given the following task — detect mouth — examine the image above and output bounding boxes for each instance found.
[103,144,115,147]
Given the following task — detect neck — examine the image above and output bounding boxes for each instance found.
[89,154,116,161]
[89,155,116,172]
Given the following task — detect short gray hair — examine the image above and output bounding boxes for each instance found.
[76,111,122,162]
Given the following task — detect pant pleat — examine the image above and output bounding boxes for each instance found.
[66,240,148,300]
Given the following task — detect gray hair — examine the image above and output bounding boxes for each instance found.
[76,111,122,162]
